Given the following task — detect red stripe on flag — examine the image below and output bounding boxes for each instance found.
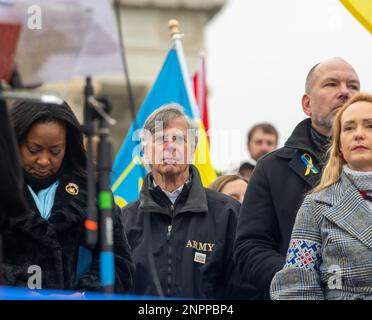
[193,54,210,141]
[0,22,21,81]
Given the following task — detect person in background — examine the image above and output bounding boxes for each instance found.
[235,57,360,299]
[238,162,255,180]
[239,123,279,179]
[209,174,248,203]
[247,123,279,163]
[7,100,135,293]
[271,93,372,300]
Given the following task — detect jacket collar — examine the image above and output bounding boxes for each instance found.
[10,171,86,250]
[283,118,319,157]
[313,172,372,248]
[275,118,323,188]
[139,165,208,216]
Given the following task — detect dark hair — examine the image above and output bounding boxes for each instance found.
[247,123,278,144]
[0,104,28,223]
[10,101,86,177]
[239,162,255,172]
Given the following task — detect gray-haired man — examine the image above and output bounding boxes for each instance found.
[122,103,240,298]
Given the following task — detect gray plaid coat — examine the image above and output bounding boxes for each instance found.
[270,171,372,300]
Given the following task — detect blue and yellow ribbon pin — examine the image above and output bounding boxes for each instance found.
[300,153,319,176]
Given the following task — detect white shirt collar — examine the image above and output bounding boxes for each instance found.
[153,180,187,204]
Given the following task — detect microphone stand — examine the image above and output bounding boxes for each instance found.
[82,77,117,293]
[83,77,98,249]
[95,97,116,294]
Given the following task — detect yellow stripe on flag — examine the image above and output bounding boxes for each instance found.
[194,120,217,186]
[340,0,372,33]
[111,156,142,192]
[114,195,127,208]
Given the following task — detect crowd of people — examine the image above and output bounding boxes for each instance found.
[1,56,372,299]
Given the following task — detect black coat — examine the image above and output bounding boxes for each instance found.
[0,103,27,227]
[1,170,135,293]
[122,165,239,299]
[0,103,30,285]
[234,118,325,299]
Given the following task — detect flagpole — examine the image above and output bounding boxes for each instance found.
[168,19,200,119]
[168,19,217,185]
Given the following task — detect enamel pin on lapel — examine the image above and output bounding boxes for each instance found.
[300,153,319,176]
[65,182,79,195]
[194,252,206,264]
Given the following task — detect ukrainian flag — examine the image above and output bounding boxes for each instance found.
[111,48,217,208]
[340,0,372,33]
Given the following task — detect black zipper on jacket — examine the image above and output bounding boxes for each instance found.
[166,204,174,296]
[150,185,190,297]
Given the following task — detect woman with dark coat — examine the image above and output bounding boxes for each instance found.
[2,100,134,293]
[0,101,30,286]
[271,93,372,300]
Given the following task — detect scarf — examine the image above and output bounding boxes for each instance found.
[343,165,372,209]
[27,180,60,220]
[310,127,332,165]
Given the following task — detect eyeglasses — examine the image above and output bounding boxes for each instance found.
[153,133,187,145]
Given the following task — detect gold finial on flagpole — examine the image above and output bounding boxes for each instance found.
[168,19,180,37]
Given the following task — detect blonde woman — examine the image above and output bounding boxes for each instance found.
[270,93,372,300]
[209,174,249,203]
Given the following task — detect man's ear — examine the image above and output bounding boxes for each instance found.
[302,93,312,116]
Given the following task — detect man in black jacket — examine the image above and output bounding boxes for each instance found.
[122,103,239,299]
[234,57,360,299]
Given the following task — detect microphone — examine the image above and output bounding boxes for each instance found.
[0,90,64,105]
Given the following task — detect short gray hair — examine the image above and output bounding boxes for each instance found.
[305,57,357,93]
[142,103,199,149]
[305,62,320,94]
